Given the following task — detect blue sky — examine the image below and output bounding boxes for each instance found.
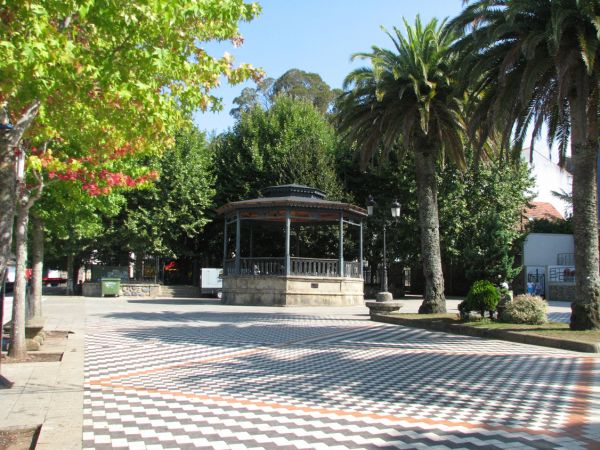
[194,0,465,133]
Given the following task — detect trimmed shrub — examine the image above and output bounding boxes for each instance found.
[500,294,547,324]
[465,280,500,318]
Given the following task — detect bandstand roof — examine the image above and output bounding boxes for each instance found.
[216,184,367,222]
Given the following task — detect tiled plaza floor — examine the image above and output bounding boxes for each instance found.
[83,299,600,449]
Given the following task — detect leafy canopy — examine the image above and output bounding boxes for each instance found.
[337,16,465,168]
[123,127,216,258]
[449,0,600,163]
[1,0,263,153]
[215,96,343,204]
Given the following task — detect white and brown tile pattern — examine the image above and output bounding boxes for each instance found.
[83,308,600,449]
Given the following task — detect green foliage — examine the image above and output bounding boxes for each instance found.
[337,16,465,169]
[498,287,512,306]
[450,1,600,329]
[1,0,263,153]
[215,96,343,204]
[36,178,125,267]
[527,218,573,234]
[103,127,215,261]
[338,144,532,290]
[465,280,500,317]
[202,96,344,264]
[450,0,600,162]
[230,69,339,117]
[500,294,547,325]
[437,153,533,284]
[336,145,420,281]
[272,69,340,114]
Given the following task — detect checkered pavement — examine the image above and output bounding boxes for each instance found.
[83,305,600,449]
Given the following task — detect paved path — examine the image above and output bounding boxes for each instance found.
[82,298,600,449]
[1,296,85,450]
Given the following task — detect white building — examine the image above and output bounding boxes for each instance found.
[522,147,573,217]
[523,233,575,301]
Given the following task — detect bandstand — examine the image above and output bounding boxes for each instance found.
[216,184,367,306]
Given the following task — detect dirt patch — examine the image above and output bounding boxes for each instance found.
[0,426,40,450]
[1,353,63,364]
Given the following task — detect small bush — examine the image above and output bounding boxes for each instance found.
[500,294,547,324]
[465,280,500,318]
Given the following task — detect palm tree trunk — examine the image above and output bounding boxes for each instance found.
[414,148,446,313]
[9,202,29,359]
[29,214,44,321]
[569,77,600,330]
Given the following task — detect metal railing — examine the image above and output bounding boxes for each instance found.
[291,258,338,276]
[344,261,361,278]
[557,253,574,266]
[225,257,285,276]
[549,265,576,283]
[225,257,362,278]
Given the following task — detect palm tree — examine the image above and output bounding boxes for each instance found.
[337,17,466,313]
[450,0,600,330]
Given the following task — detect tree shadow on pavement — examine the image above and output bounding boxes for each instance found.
[105,317,587,448]
[107,309,368,324]
[127,299,221,306]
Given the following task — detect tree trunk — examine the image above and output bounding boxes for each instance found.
[0,102,40,281]
[29,214,44,321]
[569,75,600,330]
[0,136,16,285]
[414,148,447,313]
[134,252,143,281]
[66,253,74,295]
[9,202,30,359]
[73,260,82,295]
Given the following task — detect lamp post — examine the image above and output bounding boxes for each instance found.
[367,195,401,295]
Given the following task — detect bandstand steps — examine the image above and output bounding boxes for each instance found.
[159,285,200,298]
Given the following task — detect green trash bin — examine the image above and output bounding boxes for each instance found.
[101,278,120,297]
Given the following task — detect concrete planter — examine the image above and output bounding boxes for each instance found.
[83,282,160,298]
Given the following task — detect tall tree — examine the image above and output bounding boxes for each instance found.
[451,0,600,329]
[0,0,262,283]
[337,17,465,313]
[229,68,341,117]
[216,96,343,204]
[437,152,533,285]
[113,127,216,263]
[201,97,344,263]
[337,144,533,293]
[230,78,274,119]
[40,179,126,286]
[272,69,340,114]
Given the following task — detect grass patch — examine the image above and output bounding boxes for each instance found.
[466,321,600,344]
[389,313,600,345]
[393,313,457,321]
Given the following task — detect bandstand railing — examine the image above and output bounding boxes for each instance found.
[224,257,361,278]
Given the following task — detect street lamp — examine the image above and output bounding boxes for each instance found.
[367,195,401,294]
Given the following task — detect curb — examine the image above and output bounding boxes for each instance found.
[371,314,600,353]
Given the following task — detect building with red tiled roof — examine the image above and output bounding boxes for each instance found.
[523,201,564,222]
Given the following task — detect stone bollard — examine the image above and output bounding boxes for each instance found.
[365,292,403,317]
[376,291,393,302]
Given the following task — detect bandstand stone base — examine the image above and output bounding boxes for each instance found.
[222,275,364,306]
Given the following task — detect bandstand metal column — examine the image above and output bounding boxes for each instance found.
[285,209,291,276]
